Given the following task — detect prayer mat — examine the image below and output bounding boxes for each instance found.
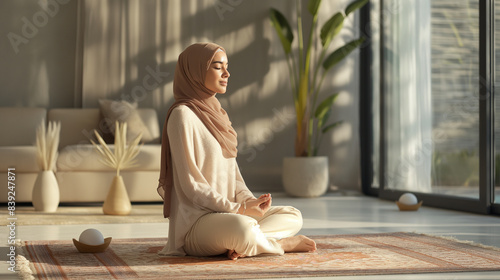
[16,232,500,279]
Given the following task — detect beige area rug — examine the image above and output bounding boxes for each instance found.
[1,204,165,226]
[16,232,500,279]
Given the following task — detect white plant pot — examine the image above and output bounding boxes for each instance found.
[282,156,329,197]
[32,170,60,212]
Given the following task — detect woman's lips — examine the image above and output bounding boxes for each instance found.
[220,81,228,86]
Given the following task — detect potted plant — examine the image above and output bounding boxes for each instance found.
[32,120,61,212]
[91,121,142,215]
[269,0,367,197]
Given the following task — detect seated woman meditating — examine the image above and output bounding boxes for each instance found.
[157,42,316,260]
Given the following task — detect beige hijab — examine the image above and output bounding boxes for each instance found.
[157,43,238,218]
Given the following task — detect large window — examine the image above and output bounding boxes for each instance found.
[361,0,499,214]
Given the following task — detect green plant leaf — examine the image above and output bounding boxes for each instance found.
[269,8,294,54]
[308,0,322,16]
[317,106,331,130]
[315,93,339,120]
[345,0,369,16]
[322,37,365,71]
[320,12,344,47]
[322,121,343,133]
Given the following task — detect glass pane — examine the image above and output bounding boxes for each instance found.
[494,0,500,204]
[383,0,480,198]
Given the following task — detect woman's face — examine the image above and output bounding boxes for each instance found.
[204,50,230,94]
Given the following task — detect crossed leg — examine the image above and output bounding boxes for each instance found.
[184,206,316,260]
[253,206,316,255]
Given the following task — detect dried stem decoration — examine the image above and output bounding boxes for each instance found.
[91,121,143,177]
[36,120,61,171]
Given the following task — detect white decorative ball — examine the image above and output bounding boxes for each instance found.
[79,228,105,246]
[398,193,418,205]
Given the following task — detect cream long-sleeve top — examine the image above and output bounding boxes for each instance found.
[159,105,255,256]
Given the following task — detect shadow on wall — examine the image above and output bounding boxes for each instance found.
[81,0,273,113]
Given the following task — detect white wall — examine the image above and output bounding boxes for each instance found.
[0,0,362,193]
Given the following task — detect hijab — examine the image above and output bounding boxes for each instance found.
[157,43,238,218]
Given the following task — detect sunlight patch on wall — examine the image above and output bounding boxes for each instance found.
[331,122,352,146]
[28,59,49,107]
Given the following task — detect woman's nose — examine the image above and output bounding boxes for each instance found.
[223,68,230,78]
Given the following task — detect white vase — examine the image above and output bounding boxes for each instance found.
[282,156,329,197]
[103,175,132,215]
[32,170,60,212]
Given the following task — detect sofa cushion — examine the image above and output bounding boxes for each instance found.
[0,146,39,172]
[48,108,102,148]
[136,109,161,144]
[48,107,161,148]
[57,144,161,172]
[0,107,46,146]
[99,100,155,143]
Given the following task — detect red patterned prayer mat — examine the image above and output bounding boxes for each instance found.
[16,232,500,279]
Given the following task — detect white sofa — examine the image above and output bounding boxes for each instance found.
[0,107,162,203]
[0,107,46,203]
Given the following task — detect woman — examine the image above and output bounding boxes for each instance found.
[157,42,316,260]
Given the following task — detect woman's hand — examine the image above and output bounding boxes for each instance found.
[257,193,272,212]
[239,193,272,217]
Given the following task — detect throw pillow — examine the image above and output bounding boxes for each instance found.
[99,99,153,142]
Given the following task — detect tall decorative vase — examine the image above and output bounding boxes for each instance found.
[32,170,60,212]
[103,175,132,215]
[282,156,329,197]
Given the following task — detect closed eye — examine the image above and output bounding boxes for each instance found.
[212,61,228,70]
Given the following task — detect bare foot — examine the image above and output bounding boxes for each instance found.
[277,235,317,253]
[227,249,245,260]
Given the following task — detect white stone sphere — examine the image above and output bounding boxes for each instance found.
[79,228,105,245]
[398,193,418,205]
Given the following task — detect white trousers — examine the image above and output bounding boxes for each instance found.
[184,206,303,257]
